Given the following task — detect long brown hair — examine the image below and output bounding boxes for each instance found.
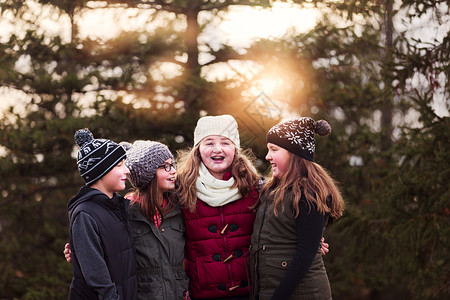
[127,176,177,221]
[176,145,260,212]
[261,153,344,220]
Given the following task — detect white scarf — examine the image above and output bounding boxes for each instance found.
[195,162,242,207]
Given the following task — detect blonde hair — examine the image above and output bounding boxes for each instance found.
[261,153,344,220]
[176,144,260,212]
[126,176,177,221]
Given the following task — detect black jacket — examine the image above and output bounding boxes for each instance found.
[67,186,137,300]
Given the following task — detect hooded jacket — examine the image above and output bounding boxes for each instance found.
[67,185,137,300]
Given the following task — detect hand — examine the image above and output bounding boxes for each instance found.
[63,242,72,263]
[320,237,329,256]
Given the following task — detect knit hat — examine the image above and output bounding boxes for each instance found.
[74,128,126,186]
[193,114,240,148]
[266,117,331,161]
[120,140,173,190]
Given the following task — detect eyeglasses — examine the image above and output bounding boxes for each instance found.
[159,162,177,172]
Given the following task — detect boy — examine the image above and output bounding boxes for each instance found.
[67,128,137,300]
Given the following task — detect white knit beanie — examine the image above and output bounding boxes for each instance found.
[193,115,240,148]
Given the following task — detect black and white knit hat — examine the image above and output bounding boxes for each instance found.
[120,140,173,190]
[266,117,331,161]
[74,128,126,186]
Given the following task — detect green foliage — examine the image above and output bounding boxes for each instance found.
[0,112,79,299]
[379,101,449,298]
[0,0,448,299]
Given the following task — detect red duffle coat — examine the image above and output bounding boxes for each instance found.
[182,173,258,299]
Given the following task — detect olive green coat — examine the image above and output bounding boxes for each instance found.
[250,190,331,300]
[129,204,189,300]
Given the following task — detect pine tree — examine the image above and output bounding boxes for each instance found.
[0,0,448,299]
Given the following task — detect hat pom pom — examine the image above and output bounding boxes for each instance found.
[74,129,94,147]
[315,120,331,136]
[119,141,133,152]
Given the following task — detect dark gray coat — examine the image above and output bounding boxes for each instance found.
[68,186,137,300]
[250,189,331,300]
[128,203,189,300]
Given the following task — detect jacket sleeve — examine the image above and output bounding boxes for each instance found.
[270,199,325,300]
[72,212,121,300]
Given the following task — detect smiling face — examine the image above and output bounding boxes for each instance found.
[92,159,129,198]
[199,135,236,179]
[266,143,292,179]
[156,158,177,193]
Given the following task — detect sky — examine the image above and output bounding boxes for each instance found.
[0,1,448,118]
[76,2,318,48]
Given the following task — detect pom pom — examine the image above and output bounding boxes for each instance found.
[314,120,331,136]
[74,129,94,147]
[119,141,133,152]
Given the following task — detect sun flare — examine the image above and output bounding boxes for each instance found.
[216,2,318,48]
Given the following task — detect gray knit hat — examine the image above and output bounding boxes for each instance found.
[120,140,173,189]
[74,128,126,185]
[266,117,331,161]
[194,114,240,148]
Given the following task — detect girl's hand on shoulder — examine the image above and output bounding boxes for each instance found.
[63,243,72,263]
[320,237,329,256]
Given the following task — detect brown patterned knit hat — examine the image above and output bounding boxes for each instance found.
[266,117,331,161]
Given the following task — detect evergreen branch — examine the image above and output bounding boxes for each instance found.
[200,0,270,11]
[96,0,186,14]
[0,183,77,209]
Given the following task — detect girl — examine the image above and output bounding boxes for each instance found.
[176,115,261,300]
[120,140,189,300]
[250,117,344,300]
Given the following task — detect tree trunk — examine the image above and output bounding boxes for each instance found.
[382,0,394,150]
[183,7,201,111]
